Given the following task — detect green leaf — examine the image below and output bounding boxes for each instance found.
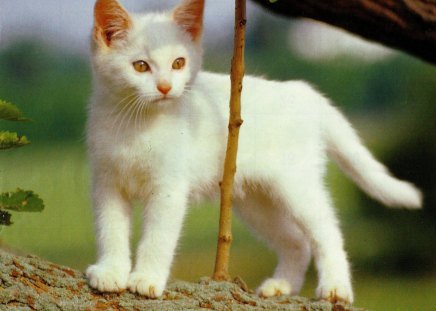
[0,100,30,122]
[0,189,44,212]
[0,131,30,149]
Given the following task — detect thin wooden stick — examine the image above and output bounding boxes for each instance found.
[213,0,246,281]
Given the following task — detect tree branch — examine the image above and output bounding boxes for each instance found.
[0,250,362,310]
[213,0,246,281]
[250,0,436,65]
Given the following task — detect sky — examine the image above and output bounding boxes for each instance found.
[0,0,392,61]
[0,0,260,55]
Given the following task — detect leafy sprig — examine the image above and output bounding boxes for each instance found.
[0,99,31,150]
[0,131,30,149]
[0,99,44,229]
[0,99,31,122]
[0,189,44,213]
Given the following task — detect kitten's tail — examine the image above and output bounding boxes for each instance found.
[324,105,422,209]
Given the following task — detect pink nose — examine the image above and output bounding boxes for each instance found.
[157,83,172,95]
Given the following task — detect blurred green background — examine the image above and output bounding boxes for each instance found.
[0,12,435,311]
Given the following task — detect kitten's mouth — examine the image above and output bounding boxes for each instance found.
[140,93,177,105]
[153,95,176,103]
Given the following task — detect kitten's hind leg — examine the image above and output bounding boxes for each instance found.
[274,176,354,304]
[235,190,311,297]
[257,224,311,297]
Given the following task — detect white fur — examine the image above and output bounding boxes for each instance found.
[86,1,422,303]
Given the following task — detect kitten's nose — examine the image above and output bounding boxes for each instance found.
[157,82,172,95]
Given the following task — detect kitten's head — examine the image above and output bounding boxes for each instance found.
[92,0,204,105]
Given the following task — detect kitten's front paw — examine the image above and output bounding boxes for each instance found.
[86,264,129,293]
[257,278,292,297]
[316,282,354,304]
[127,272,166,298]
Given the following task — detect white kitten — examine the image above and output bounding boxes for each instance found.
[86,0,422,303]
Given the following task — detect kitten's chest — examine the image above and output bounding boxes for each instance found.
[108,116,191,184]
[99,125,186,200]
[113,119,188,171]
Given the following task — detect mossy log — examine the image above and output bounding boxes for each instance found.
[0,250,365,310]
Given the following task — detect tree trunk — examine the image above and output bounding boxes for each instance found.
[250,0,436,65]
[213,0,246,281]
[0,250,364,310]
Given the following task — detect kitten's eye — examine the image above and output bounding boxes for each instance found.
[133,60,150,73]
[172,57,186,70]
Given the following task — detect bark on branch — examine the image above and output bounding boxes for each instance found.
[250,0,436,65]
[0,250,363,310]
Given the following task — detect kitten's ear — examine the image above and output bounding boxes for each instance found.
[94,0,132,47]
[173,0,205,42]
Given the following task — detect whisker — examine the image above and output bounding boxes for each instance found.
[124,96,142,131]
[109,93,137,116]
[110,94,140,133]
[114,95,141,139]
[110,89,193,139]
[139,98,147,122]
[112,94,138,125]
[134,96,146,133]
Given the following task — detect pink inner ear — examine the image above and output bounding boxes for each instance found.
[94,0,131,46]
[173,0,205,41]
